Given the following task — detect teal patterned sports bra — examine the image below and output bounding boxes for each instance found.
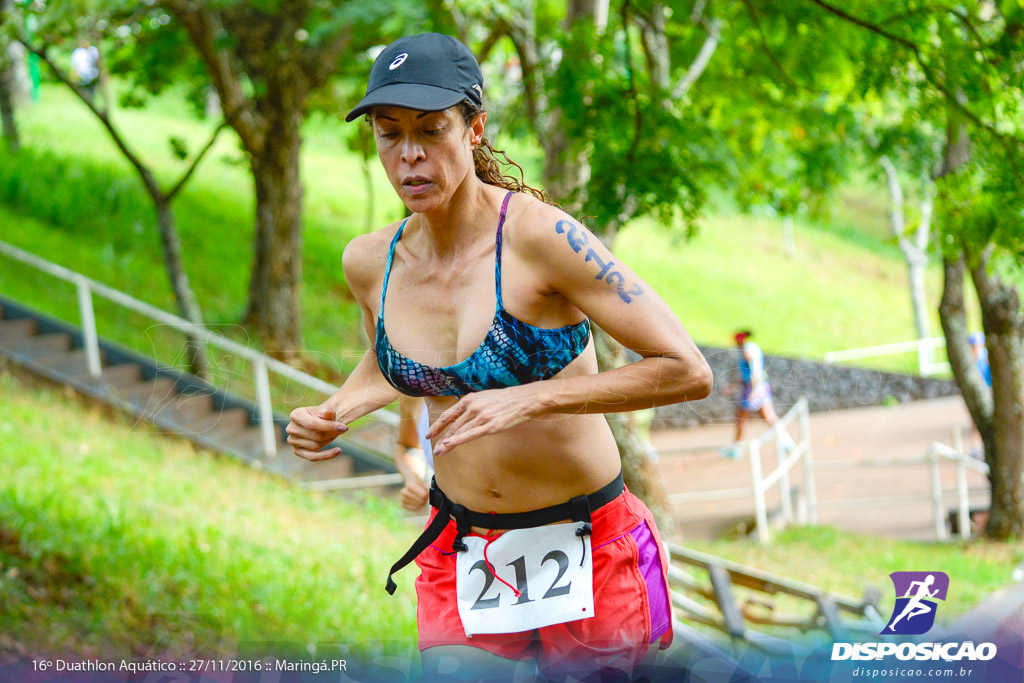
[375,192,591,397]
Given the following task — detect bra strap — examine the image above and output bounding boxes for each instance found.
[494,191,514,310]
[378,218,410,327]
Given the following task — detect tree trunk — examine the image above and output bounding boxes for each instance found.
[0,57,18,151]
[542,124,590,214]
[881,156,931,341]
[526,0,592,214]
[24,40,211,379]
[939,253,996,471]
[360,145,376,233]
[908,259,930,341]
[969,251,1024,540]
[362,153,374,234]
[910,184,935,341]
[932,93,1024,539]
[638,3,670,92]
[155,198,209,378]
[93,39,112,113]
[243,117,304,358]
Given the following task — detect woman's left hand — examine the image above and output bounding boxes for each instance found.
[426,387,540,457]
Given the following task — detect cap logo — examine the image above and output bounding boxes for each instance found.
[389,53,408,70]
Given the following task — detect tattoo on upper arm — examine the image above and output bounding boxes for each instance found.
[555,220,645,304]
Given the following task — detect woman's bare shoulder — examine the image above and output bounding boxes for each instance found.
[506,193,597,262]
[342,220,404,302]
[506,193,575,246]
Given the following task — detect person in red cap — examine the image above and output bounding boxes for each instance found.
[722,330,793,458]
[287,32,713,680]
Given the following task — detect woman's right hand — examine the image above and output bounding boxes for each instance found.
[287,405,348,461]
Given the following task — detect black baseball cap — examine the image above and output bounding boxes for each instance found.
[345,33,484,122]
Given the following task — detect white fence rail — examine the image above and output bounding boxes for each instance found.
[669,397,815,544]
[0,240,397,459]
[664,398,991,543]
[815,435,989,542]
[824,337,950,376]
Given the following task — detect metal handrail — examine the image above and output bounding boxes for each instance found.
[666,543,885,646]
[824,337,945,361]
[928,440,988,541]
[668,543,871,609]
[807,434,990,542]
[930,441,990,474]
[664,389,989,544]
[824,336,952,376]
[749,397,814,542]
[751,395,804,448]
[668,397,816,543]
[0,240,397,458]
[814,448,988,476]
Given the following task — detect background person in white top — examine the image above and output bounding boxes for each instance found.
[723,330,794,456]
[394,395,434,511]
[70,40,99,101]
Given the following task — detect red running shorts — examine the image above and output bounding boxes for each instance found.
[413,487,673,675]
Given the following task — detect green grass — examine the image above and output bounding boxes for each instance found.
[0,82,985,382]
[0,368,419,661]
[615,211,949,364]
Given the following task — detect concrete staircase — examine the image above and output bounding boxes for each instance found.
[0,296,398,488]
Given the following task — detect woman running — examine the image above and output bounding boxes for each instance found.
[287,32,712,680]
[722,330,794,458]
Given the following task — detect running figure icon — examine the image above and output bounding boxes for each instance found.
[886,574,938,632]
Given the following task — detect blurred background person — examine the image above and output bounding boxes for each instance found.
[969,331,992,388]
[722,330,794,458]
[393,395,433,511]
[70,39,99,102]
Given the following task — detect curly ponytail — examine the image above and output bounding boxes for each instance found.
[458,101,551,204]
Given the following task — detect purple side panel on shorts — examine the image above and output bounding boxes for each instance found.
[630,520,671,643]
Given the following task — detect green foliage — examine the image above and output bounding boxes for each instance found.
[105,10,212,117]
[937,155,1024,264]
[688,2,863,221]
[0,145,152,246]
[790,0,1024,256]
[551,22,714,233]
[7,0,1020,357]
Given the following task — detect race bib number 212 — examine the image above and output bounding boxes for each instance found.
[455,523,594,636]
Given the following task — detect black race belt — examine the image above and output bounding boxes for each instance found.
[385,470,624,595]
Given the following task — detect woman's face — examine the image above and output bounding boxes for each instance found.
[371,105,485,213]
